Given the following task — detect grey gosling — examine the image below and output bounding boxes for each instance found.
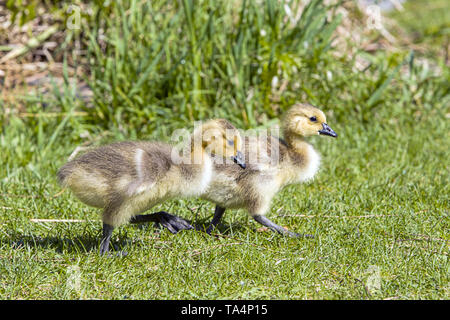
[58,119,245,254]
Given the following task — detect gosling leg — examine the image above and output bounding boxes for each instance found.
[205,206,226,234]
[99,223,114,255]
[253,215,313,238]
[130,211,194,234]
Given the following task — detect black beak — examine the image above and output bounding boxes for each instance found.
[232,151,246,169]
[319,123,337,138]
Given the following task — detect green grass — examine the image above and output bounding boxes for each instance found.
[0,0,449,299]
[0,102,448,299]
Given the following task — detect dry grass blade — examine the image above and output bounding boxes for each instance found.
[278,213,398,218]
[17,112,88,118]
[0,24,59,64]
[1,206,24,211]
[30,219,90,223]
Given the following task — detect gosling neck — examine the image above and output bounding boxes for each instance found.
[284,131,310,155]
[283,129,321,183]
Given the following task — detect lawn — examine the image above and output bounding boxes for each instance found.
[0,0,448,299]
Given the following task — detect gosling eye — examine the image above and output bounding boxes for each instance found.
[309,116,317,122]
[227,139,234,146]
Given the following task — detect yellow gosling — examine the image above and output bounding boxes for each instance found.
[200,103,337,236]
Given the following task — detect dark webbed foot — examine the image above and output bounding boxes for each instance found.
[253,215,314,238]
[154,212,194,234]
[99,223,114,255]
[130,211,194,234]
[99,223,129,256]
[205,206,226,235]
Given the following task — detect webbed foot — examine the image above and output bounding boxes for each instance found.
[130,211,194,234]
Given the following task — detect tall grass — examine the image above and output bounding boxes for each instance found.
[3,0,447,138]
[77,0,447,137]
[2,0,448,176]
[84,0,344,134]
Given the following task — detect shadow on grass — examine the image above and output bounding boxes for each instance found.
[1,233,112,254]
[0,220,248,255]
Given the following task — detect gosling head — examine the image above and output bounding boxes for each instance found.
[192,119,246,169]
[282,103,337,139]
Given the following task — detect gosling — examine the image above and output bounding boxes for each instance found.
[57,119,246,254]
[200,103,337,237]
